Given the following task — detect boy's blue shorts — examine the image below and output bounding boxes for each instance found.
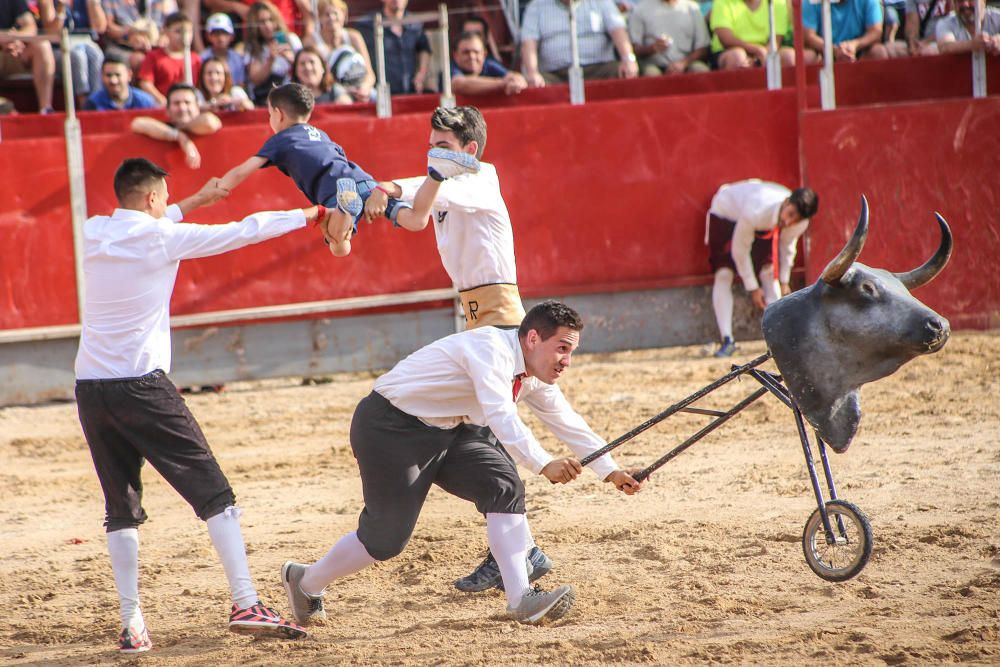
[322,179,412,232]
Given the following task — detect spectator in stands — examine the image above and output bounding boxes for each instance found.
[709,0,806,68]
[357,0,432,95]
[198,55,253,110]
[100,0,176,68]
[39,0,104,108]
[458,15,505,67]
[200,12,246,86]
[892,0,950,56]
[121,17,159,73]
[802,0,889,60]
[0,0,56,113]
[451,31,527,96]
[628,0,710,74]
[244,0,302,105]
[305,0,375,103]
[936,0,1000,53]
[131,82,222,168]
[291,45,347,103]
[85,55,157,109]
[137,12,201,106]
[520,0,639,85]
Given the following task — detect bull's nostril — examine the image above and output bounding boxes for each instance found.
[926,318,944,334]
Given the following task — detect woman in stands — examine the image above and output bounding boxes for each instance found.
[244,0,302,105]
[291,46,349,104]
[198,56,254,112]
[304,0,375,103]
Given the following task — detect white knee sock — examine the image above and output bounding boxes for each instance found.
[300,532,376,596]
[107,528,144,631]
[486,513,531,608]
[525,522,538,550]
[759,266,780,305]
[206,507,258,610]
[713,268,735,341]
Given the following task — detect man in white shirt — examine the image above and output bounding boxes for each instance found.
[74,158,320,653]
[391,106,553,593]
[280,301,645,626]
[705,179,818,357]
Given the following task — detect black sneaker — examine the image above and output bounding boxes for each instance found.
[454,546,554,593]
[714,337,736,358]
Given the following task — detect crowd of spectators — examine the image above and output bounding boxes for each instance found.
[1,0,998,114]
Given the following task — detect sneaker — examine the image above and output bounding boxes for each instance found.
[427,148,480,181]
[714,337,736,358]
[454,546,554,593]
[228,601,308,639]
[506,584,576,624]
[281,561,327,625]
[335,178,362,217]
[118,625,152,653]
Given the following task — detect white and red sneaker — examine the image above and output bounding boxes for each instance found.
[118,624,152,653]
[228,601,308,639]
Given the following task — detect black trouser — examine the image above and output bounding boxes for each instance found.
[75,370,235,532]
[352,391,525,561]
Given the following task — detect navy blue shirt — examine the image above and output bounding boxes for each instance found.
[358,13,432,95]
[84,86,158,111]
[257,124,373,206]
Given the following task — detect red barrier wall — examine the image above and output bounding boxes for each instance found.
[2,73,998,333]
[0,88,799,330]
[801,96,1000,329]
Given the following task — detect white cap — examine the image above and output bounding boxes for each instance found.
[205,13,235,34]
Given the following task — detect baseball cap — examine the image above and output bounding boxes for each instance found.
[205,13,235,34]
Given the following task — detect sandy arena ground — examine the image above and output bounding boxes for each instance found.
[1,331,998,666]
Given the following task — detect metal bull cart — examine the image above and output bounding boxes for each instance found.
[582,352,873,583]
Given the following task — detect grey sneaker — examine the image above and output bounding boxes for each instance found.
[455,546,554,593]
[506,584,576,624]
[428,148,480,181]
[281,561,327,625]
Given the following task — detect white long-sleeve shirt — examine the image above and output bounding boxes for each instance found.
[707,179,809,290]
[397,163,517,291]
[74,204,306,380]
[373,326,619,480]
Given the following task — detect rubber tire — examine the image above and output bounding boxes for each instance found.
[802,499,873,582]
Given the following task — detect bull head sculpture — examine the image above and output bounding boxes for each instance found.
[761,196,952,452]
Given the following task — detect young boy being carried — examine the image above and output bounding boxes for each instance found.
[219,83,479,256]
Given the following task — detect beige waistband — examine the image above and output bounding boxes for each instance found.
[458,283,525,329]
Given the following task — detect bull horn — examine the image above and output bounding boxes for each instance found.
[821,195,869,285]
[893,213,953,290]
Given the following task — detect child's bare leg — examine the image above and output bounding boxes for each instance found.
[324,209,353,257]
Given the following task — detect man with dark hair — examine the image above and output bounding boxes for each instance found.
[387,106,565,593]
[705,179,819,357]
[131,83,222,169]
[451,31,527,96]
[280,300,645,627]
[75,157,322,653]
[85,57,158,111]
[219,83,479,257]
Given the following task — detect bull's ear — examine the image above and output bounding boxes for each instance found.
[821,195,869,285]
[893,213,953,290]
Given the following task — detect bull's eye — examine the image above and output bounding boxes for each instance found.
[860,280,879,299]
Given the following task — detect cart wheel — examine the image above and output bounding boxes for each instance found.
[801,499,873,582]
